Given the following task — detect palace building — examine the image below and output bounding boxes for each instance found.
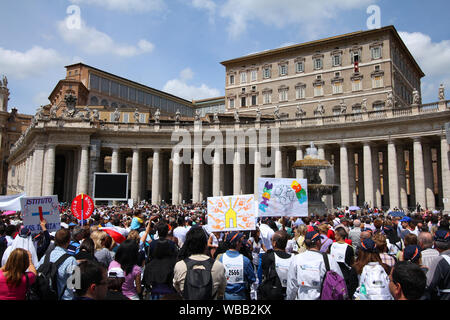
[5,25,450,213]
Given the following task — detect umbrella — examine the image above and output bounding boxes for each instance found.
[2,210,16,216]
[388,211,405,217]
[100,227,128,244]
[349,206,360,211]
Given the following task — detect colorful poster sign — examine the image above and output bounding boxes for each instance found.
[258,178,308,217]
[207,195,256,232]
[20,196,61,235]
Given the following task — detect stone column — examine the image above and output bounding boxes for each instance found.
[172,150,181,204]
[340,143,350,207]
[233,148,242,195]
[423,144,436,210]
[42,145,56,196]
[363,142,374,208]
[25,154,33,195]
[413,138,427,209]
[212,148,223,197]
[387,140,400,210]
[192,148,202,203]
[78,145,89,195]
[130,148,141,204]
[296,146,304,179]
[397,145,408,210]
[111,147,120,173]
[274,146,283,178]
[440,135,450,213]
[254,148,261,196]
[151,149,161,205]
[348,148,356,206]
[31,146,45,196]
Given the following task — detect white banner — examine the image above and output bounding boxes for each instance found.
[257,178,308,217]
[20,196,61,235]
[0,193,26,211]
[207,194,256,232]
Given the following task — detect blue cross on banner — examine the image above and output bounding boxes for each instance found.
[31,206,50,221]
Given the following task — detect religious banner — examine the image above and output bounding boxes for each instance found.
[258,178,308,217]
[207,194,256,232]
[20,195,61,235]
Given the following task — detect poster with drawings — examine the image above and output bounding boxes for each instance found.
[258,178,308,217]
[207,195,256,232]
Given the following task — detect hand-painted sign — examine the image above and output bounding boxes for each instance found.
[258,178,308,217]
[207,195,256,232]
[20,196,61,235]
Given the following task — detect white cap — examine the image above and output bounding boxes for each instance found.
[108,267,125,278]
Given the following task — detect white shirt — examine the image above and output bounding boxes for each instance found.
[286,250,343,300]
[173,226,190,247]
[259,223,275,252]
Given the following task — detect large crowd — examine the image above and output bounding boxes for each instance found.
[0,201,448,301]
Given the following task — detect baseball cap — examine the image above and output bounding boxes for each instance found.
[360,238,377,252]
[19,227,31,238]
[434,230,450,242]
[305,231,321,243]
[225,231,245,245]
[403,245,421,263]
[399,216,411,223]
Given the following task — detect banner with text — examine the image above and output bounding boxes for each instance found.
[207,195,256,232]
[20,196,61,235]
[258,178,308,217]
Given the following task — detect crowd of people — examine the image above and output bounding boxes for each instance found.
[0,200,448,301]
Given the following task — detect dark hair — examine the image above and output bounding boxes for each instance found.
[114,239,139,275]
[55,228,71,247]
[79,238,95,255]
[335,227,348,239]
[391,261,426,300]
[404,233,418,247]
[107,276,125,292]
[75,260,106,297]
[5,225,16,237]
[156,221,169,238]
[178,226,207,259]
[272,230,288,250]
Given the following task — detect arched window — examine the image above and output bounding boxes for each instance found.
[111,102,118,109]
[101,99,109,107]
[90,96,99,106]
[372,101,385,111]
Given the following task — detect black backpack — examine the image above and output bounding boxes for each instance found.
[182,258,214,300]
[258,252,284,300]
[28,252,72,300]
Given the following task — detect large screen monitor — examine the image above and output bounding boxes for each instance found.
[93,173,129,201]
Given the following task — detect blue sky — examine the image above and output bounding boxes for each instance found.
[1,0,450,115]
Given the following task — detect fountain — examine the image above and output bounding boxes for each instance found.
[292,142,339,216]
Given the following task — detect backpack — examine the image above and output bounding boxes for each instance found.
[320,253,349,300]
[355,263,392,300]
[28,252,72,300]
[258,252,284,300]
[182,258,214,300]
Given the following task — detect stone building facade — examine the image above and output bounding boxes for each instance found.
[5,26,450,214]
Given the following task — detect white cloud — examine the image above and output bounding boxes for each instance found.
[163,68,220,101]
[190,0,216,23]
[57,17,154,57]
[0,46,65,79]
[68,0,165,13]
[399,31,450,102]
[219,0,375,39]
